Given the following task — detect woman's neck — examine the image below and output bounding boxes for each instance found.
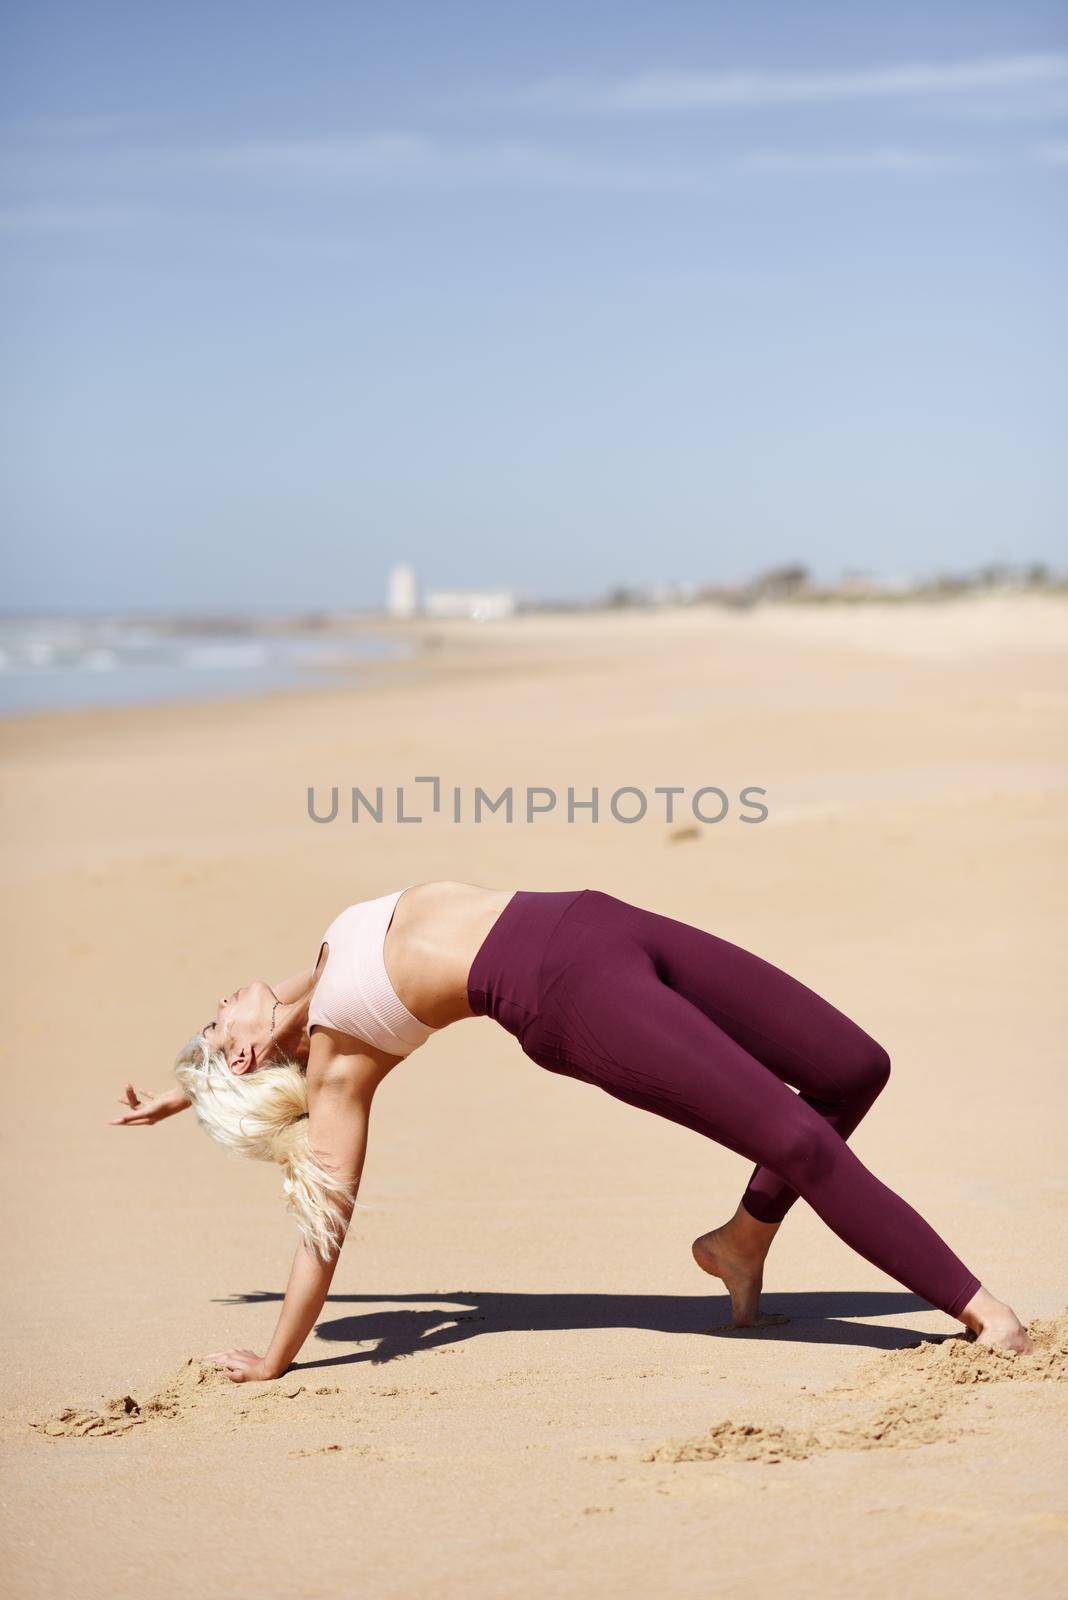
[272,950,328,1062]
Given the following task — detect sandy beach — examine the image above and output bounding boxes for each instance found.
[1,595,1066,1599]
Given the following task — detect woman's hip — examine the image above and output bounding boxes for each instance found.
[466,888,591,1041]
[469,886,878,1090]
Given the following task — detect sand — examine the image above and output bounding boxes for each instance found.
[1,595,1066,1599]
[648,1311,1068,1465]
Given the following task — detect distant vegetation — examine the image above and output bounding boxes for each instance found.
[521,560,1067,614]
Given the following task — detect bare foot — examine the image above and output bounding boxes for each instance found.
[692,1205,783,1328]
[959,1287,1033,1354]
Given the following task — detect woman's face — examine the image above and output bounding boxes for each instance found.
[203,979,277,1073]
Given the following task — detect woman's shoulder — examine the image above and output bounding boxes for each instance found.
[306,1027,405,1098]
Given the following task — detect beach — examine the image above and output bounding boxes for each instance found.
[1,594,1066,1599]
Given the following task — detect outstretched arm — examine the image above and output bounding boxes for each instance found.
[109,1083,191,1126]
[210,1032,399,1382]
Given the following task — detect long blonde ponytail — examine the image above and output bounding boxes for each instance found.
[174,1033,355,1261]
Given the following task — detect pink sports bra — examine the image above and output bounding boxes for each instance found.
[308,888,437,1057]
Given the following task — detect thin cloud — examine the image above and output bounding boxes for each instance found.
[201,133,705,192]
[185,131,1014,190]
[0,129,1046,236]
[0,114,151,143]
[736,146,981,177]
[0,202,146,234]
[926,86,1068,123]
[503,53,1068,114]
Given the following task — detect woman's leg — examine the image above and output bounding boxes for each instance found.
[630,904,895,1226]
[535,912,986,1322]
[589,966,978,1314]
[616,907,1036,1342]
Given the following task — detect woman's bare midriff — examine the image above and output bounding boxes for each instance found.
[382,881,517,1030]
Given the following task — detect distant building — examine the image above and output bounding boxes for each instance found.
[749,564,811,602]
[424,589,517,622]
[386,563,420,619]
[646,580,698,607]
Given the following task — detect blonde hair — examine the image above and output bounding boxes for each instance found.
[174,1031,355,1262]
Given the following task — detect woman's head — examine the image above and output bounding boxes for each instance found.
[203,980,306,1074]
[174,1020,351,1262]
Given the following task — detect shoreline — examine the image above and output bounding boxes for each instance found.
[3,592,1066,735]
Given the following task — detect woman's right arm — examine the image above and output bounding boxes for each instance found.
[108,1083,192,1126]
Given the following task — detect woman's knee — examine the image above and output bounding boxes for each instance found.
[764,1114,839,1189]
[864,1040,891,1094]
[834,1033,891,1099]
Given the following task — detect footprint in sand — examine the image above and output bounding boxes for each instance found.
[705,1312,791,1334]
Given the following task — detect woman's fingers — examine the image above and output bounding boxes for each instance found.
[208,1348,262,1383]
[108,1086,163,1125]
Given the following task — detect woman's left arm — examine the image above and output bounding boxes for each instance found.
[212,1234,351,1383]
[210,1037,398,1382]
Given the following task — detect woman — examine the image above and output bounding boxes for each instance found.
[112,881,1032,1380]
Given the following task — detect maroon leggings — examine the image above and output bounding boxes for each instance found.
[467,888,981,1319]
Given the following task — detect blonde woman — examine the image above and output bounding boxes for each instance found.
[111,882,1032,1380]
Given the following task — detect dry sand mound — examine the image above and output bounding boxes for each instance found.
[30,1358,341,1439]
[647,1312,1068,1466]
[847,1312,1068,1391]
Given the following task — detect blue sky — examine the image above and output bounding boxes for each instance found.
[2,1,1066,612]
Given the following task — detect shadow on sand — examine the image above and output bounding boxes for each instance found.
[213,1288,949,1372]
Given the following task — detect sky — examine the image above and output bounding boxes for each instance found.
[2,0,1066,613]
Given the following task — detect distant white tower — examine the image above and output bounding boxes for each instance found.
[387,563,420,619]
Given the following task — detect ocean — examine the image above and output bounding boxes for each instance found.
[0,617,411,717]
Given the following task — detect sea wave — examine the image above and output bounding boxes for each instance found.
[0,619,407,715]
